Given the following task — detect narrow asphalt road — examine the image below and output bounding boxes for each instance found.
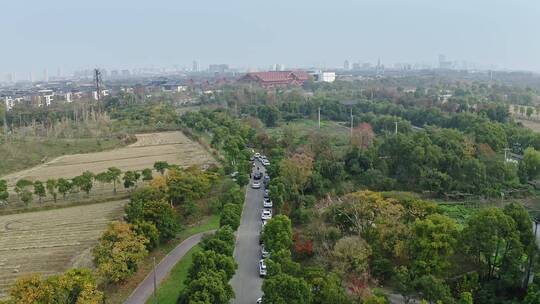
[124,230,214,304]
[230,161,265,304]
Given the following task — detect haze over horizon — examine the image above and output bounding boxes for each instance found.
[2,0,540,77]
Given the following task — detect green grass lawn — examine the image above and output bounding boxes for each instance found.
[147,246,202,304]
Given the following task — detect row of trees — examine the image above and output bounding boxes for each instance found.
[2,162,175,207]
[178,174,246,303]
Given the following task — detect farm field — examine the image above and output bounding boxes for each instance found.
[0,136,125,177]
[1,131,215,187]
[0,200,126,298]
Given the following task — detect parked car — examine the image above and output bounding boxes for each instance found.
[262,159,270,166]
[263,198,273,208]
[254,172,263,180]
[261,244,270,259]
[264,189,269,198]
[254,152,261,159]
[256,298,262,304]
[259,259,267,277]
[261,209,272,220]
[252,181,261,189]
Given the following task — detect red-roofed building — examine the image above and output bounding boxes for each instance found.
[239,71,311,88]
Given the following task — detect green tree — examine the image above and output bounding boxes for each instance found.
[57,178,72,198]
[72,171,94,196]
[125,199,179,242]
[181,270,234,304]
[123,170,140,190]
[503,203,534,249]
[262,215,293,253]
[188,250,237,281]
[141,168,153,181]
[461,208,524,283]
[45,179,58,203]
[220,203,241,231]
[408,214,458,276]
[93,221,148,283]
[107,167,122,194]
[33,181,46,204]
[0,179,8,204]
[415,275,453,304]
[305,270,351,304]
[201,226,236,256]
[262,273,312,304]
[258,104,280,127]
[519,147,540,182]
[15,179,33,206]
[527,107,534,118]
[153,161,169,175]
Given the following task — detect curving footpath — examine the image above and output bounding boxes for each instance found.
[124,230,214,304]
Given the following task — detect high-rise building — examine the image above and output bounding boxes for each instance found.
[43,69,49,82]
[343,60,350,70]
[192,60,199,72]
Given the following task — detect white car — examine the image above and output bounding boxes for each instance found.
[262,159,270,166]
[254,152,261,159]
[259,259,267,277]
[261,244,270,259]
[256,298,262,304]
[263,199,273,208]
[261,209,272,220]
[252,181,261,189]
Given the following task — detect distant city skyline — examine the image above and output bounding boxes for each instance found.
[2,0,540,77]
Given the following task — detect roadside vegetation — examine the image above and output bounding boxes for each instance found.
[179,82,540,303]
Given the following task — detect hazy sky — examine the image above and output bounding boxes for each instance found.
[2,0,540,77]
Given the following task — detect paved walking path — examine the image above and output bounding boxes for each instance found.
[124,231,214,304]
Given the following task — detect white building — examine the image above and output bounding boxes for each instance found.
[4,97,15,111]
[312,71,336,83]
[37,89,54,106]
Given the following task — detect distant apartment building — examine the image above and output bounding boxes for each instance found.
[192,61,200,72]
[3,96,16,111]
[343,60,350,70]
[239,71,311,88]
[35,89,54,107]
[313,71,336,83]
[209,64,229,73]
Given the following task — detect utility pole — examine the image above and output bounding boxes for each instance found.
[350,108,353,138]
[503,148,511,162]
[2,101,7,143]
[153,257,158,304]
[94,68,102,102]
[318,107,321,129]
[524,217,540,289]
[94,68,102,114]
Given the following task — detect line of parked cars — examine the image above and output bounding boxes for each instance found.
[251,153,272,303]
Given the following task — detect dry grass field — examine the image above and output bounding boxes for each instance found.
[1,131,215,187]
[0,200,126,298]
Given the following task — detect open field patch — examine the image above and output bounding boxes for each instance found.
[0,200,126,298]
[1,131,215,187]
